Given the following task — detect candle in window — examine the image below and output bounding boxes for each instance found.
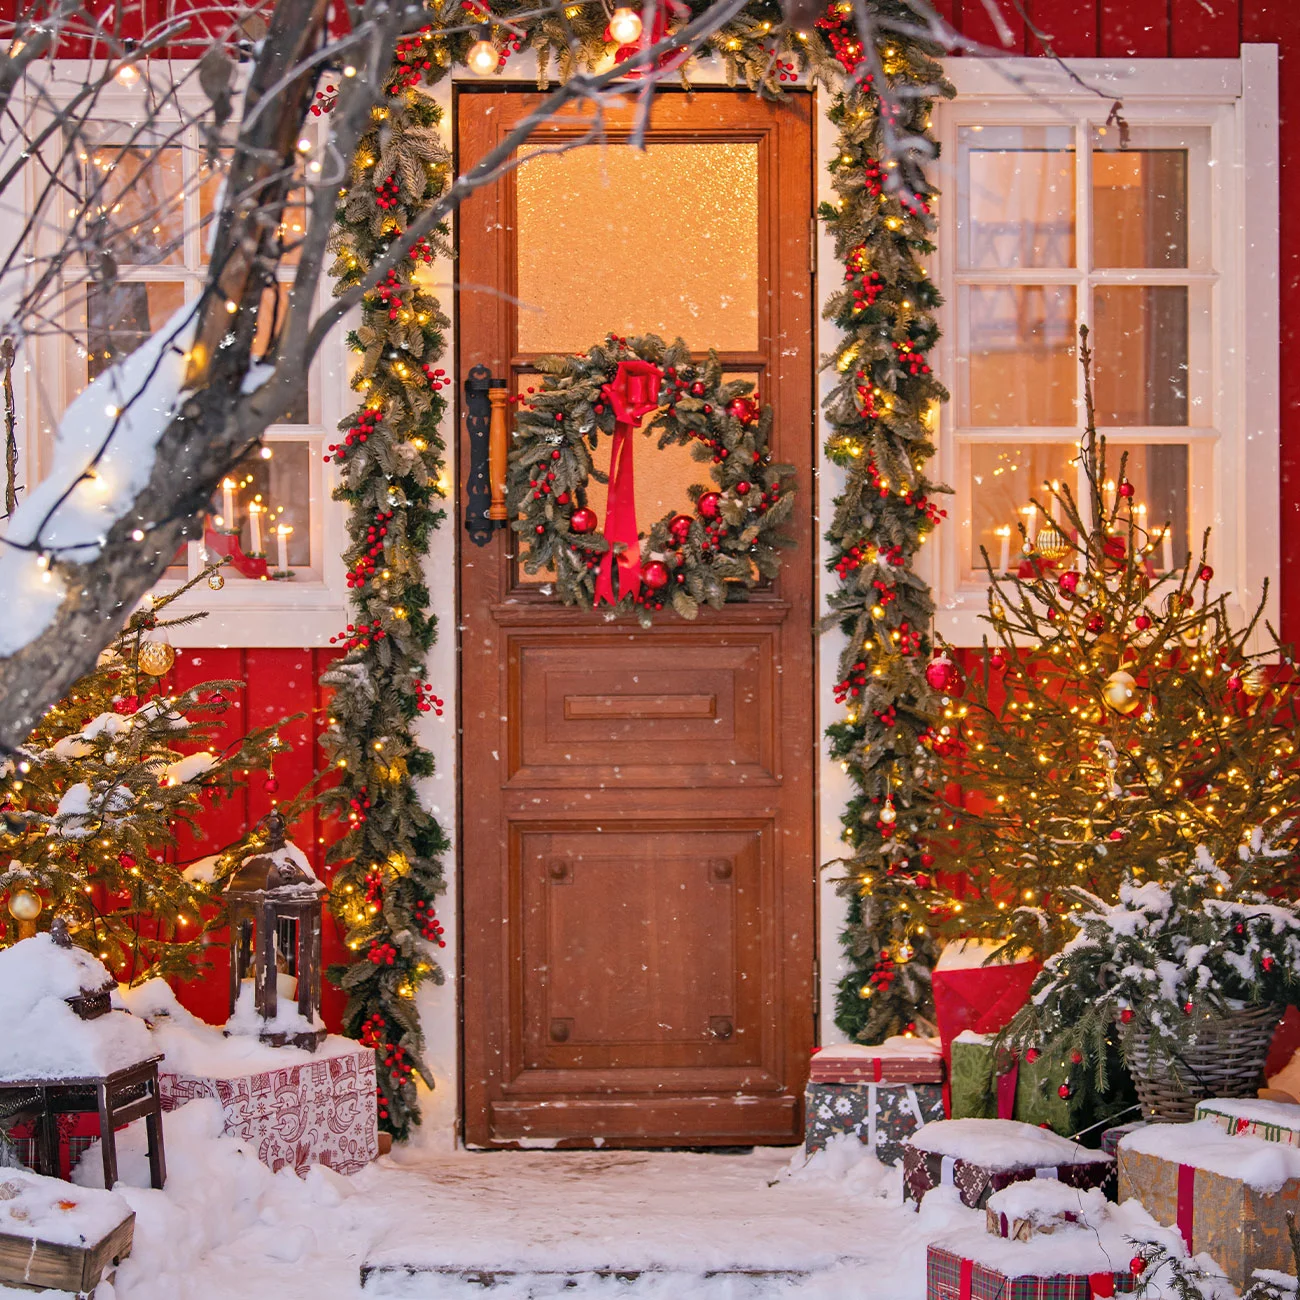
[995,526,1011,573]
[1161,526,1174,573]
[1050,480,1062,524]
[276,524,293,572]
[249,502,263,556]
[1020,504,1037,552]
[221,478,236,531]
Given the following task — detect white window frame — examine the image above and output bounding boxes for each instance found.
[929,50,1279,648]
[14,61,351,646]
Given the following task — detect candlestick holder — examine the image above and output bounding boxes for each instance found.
[204,522,269,580]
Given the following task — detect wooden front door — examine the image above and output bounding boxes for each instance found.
[457,89,815,1148]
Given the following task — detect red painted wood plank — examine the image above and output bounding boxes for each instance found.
[1172,0,1240,55]
[1100,0,1170,55]
[1027,0,1099,56]
[960,0,1025,52]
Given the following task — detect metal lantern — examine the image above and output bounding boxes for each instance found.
[225,811,326,1051]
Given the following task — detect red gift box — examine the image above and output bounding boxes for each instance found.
[809,1039,944,1085]
[927,1244,1135,1299]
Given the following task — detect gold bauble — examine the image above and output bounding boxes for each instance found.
[1241,665,1269,698]
[137,640,176,676]
[207,571,225,591]
[1034,521,1070,562]
[1102,669,1141,714]
[7,888,42,922]
[878,798,897,825]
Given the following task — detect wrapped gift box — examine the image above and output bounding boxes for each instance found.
[927,1244,1137,1299]
[159,1040,377,1176]
[1117,1120,1300,1289]
[985,1179,1110,1242]
[903,1119,1113,1211]
[805,1079,945,1164]
[1194,1097,1300,1147]
[950,1032,1017,1121]
[1100,1122,1146,1157]
[810,1036,945,1085]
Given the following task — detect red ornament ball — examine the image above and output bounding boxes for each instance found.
[924,654,963,696]
[641,560,669,591]
[1130,1256,1146,1276]
[735,481,751,496]
[1263,954,1276,972]
[1227,674,1243,691]
[690,381,706,397]
[1086,613,1105,634]
[698,492,721,520]
[727,396,760,425]
[1135,614,1152,631]
[1184,1000,1194,1015]
[989,650,1006,671]
[1024,1048,1039,1064]
[264,777,279,793]
[1199,564,1214,582]
[1057,1083,1071,1099]
[1071,1050,1083,1064]
[1058,571,1079,595]
[570,508,597,534]
[1119,480,1135,499]
[668,514,693,540]
[1120,1008,1134,1024]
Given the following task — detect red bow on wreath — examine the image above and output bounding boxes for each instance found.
[594,359,662,606]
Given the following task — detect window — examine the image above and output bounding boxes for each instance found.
[930,53,1279,645]
[20,68,347,644]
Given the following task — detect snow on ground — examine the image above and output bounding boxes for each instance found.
[0,1114,1220,1300]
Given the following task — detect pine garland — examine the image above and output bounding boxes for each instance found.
[321,3,949,1136]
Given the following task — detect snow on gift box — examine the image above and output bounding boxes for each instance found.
[903,1120,1113,1211]
[1117,1119,1300,1289]
[1194,1096,1300,1146]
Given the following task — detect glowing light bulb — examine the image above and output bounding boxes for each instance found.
[115,62,139,87]
[609,6,643,44]
[467,26,497,75]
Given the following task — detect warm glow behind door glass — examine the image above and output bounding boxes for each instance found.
[514,143,760,354]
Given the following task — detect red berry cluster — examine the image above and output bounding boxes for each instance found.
[414,899,446,946]
[849,269,884,314]
[325,407,382,464]
[390,27,435,92]
[872,579,897,608]
[868,950,896,991]
[309,83,337,117]
[348,787,371,823]
[329,618,387,651]
[874,703,898,728]
[421,362,448,391]
[376,1085,389,1122]
[364,869,384,904]
[347,511,392,590]
[360,1012,386,1049]
[374,174,402,211]
[834,659,869,703]
[863,157,883,197]
[853,373,879,420]
[374,268,405,320]
[835,542,869,576]
[895,619,923,655]
[413,680,444,715]
[814,7,870,76]
[769,53,799,84]
[530,459,559,500]
[384,1041,414,1086]
[892,339,931,376]
[899,188,931,216]
[368,940,397,966]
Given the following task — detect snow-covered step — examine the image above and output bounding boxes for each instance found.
[359,1264,815,1297]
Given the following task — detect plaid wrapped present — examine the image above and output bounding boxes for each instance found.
[984,1180,1110,1241]
[1118,1121,1300,1289]
[927,1243,1137,1298]
[804,1080,945,1164]
[1100,1122,1146,1157]
[1194,1098,1300,1147]
[810,1037,944,1086]
[904,1120,1114,1210]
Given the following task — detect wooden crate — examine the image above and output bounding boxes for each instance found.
[0,1211,133,1297]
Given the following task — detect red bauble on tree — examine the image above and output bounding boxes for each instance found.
[727,396,760,425]
[925,652,964,697]
[668,514,693,541]
[570,507,598,534]
[641,560,669,590]
[697,492,721,520]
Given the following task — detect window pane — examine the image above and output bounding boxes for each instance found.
[1108,443,1192,570]
[965,285,1076,426]
[200,159,304,269]
[77,130,185,266]
[253,283,309,423]
[72,281,189,396]
[514,144,759,354]
[1092,148,1188,269]
[965,441,1079,581]
[212,442,311,568]
[1092,286,1188,426]
[959,125,1075,269]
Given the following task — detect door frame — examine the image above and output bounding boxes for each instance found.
[452,85,821,1147]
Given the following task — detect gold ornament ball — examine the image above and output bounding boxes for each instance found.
[137,640,176,676]
[1102,669,1141,714]
[207,571,225,591]
[608,5,643,43]
[1242,665,1269,698]
[7,888,42,922]
[1034,521,1070,562]
[878,800,897,825]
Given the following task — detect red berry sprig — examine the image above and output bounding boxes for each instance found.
[384,1042,414,1085]
[325,407,382,464]
[364,870,384,905]
[834,659,868,704]
[413,681,444,715]
[368,940,397,966]
[309,83,337,117]
[892,339,931,376]
[329,619,386,651]
[360,1012,387,1049]
[374,174,401,211]
[414,899,446,946]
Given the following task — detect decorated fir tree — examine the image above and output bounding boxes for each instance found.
[930,327,1300,959]
[0,567,286,978]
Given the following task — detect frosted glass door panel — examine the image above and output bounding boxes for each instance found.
[515,143,759,354]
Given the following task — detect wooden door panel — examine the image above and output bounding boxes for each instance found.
[459,89,815,1148]
[508,632,777,787]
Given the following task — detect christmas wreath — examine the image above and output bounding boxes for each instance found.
[508,334,796,626]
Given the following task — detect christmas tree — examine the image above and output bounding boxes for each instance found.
[0,566,287,978]
[927,326,1300,959]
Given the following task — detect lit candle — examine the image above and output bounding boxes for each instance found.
[249,502,263,556]
[995,526,1011,573]
[1161,526,1174,573]
[1050,480,1062,524]
[276,524,292,571]
[221,478,235,531]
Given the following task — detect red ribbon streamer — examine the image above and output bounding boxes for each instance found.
[1176,1162,1195,1250]
[593,360,662,606]
[995,1059,1019,1120]
[1089,1273,1115,1298]
[958,1257,974,1300]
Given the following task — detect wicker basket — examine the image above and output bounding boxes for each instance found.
[1121,1004,1282,1123]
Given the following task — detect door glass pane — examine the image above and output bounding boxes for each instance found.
[515,144,759,354]
[958,125,1075,269]
[77,129,186,266]
[1108,443,1192,570]
[1093,286,1189,426]
[1092,147,1188,269]
[965,441,1079,581]
[68,280,189,398]
[965,285,1076,426]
